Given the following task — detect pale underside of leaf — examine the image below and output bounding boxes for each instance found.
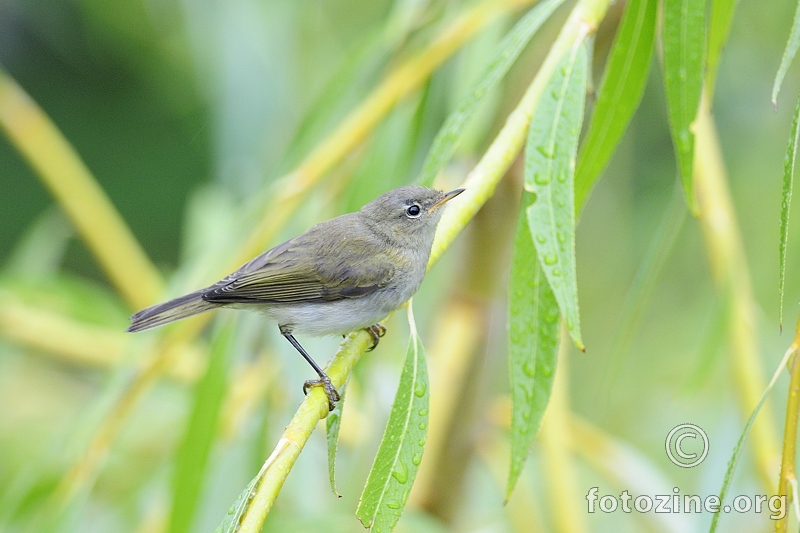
[524,41,588,350]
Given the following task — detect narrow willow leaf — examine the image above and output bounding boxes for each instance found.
[169,322,235,533]
[575,0,656,208]
[663,0,707,214]
[708,346,794,533]
[603,188,686,393]
[506,193,560,499]
[417,0,567,187]
[214,472,262,533]
[5,208,72,278]
[705,0,736,102]
[356,303,429,532]
[779,92,800,329]
[326,387,347,497]
[524,42,587,350]
[772,0,800,108]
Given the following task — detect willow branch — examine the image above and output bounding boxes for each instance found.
[241,0,613,527]
[53,0,536,509]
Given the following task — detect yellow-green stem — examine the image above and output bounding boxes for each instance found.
[431,0,611,262]
[239,330,373,527]
[539,327,587,533]
[236,0,536,268]
[0,69,164,310]
[0,297,202,381]
[694,92,779,489]
[243,0,613,527]
[53,0,532,510]
[775,316,800,533]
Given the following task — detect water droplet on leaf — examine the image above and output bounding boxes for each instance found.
[392,463,408,484]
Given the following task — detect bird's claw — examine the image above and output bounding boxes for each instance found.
[303,375,340,411]
[365,323,386,351]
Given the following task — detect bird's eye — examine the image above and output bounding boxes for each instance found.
[406,204,422,218]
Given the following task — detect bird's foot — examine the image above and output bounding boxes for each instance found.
[365,323,386,351]
[303,375,340,411]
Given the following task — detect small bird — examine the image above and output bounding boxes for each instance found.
[127,185,463,409]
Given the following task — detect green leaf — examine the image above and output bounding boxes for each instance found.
[780,92,800,330]
[326,387,347,497]
[708,346,793,533]
[524,41,588,350]
[169,321,235,533]
[5,208,73,278]
[662,0,707,214]
[214,472,263,533]
[506,193,560,500]
[356,304,429,532]
[417,0,567,187]
[705,0,736,102]
[772,0,800,108]
[575,0,656,209]
[601,188,685,391]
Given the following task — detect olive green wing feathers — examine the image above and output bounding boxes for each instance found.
[202,226,397,304]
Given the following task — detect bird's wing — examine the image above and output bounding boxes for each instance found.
[202,224,396,304]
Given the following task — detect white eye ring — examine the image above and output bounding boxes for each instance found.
[405,204,422,218]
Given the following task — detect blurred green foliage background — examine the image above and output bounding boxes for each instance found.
[2,0,800,531]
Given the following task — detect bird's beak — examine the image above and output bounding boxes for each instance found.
[429,188,465,212]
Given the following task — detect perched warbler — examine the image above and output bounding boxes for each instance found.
[127,185,464,409]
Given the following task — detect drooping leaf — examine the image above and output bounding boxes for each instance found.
[779,92,800,329]
[705,0,737,102]
[772,0,800,108]
[356,303,429,532]
[662,0,707,214]
[417,0,567,187]
[575,0,656,209]
[506,193,560,499]
[169,322,235,533]
[524,41,588,350]
[326,387,347,497]
[214,471,263,533]
[708,346,794,533]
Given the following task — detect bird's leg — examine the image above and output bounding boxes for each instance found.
[365,323,386,351]
[280,327,339,411]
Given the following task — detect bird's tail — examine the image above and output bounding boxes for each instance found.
[127,289,216,332]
